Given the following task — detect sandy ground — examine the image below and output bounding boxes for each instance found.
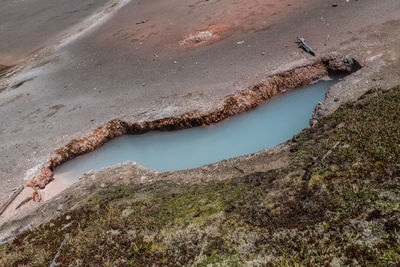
[0,0,400,226]
[0,0,111,66]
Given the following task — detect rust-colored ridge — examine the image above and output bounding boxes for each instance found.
[27,56,361,199]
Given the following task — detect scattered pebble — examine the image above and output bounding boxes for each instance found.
[236,40,245,45]
[136,20,147,25]
[325,34,330,46]
[336,122,345,129]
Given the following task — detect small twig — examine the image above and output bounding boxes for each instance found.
[0,185,24,216]
[7,186,20,193]
[50,233,70,267]
[234,166,245,174]
[0,235,16,246]
[61,223,72,231]
[303,141,340,181]
[15,197,33,210]
[302,163,314,181]
[321,141,340,164]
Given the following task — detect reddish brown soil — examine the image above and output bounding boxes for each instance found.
[179,23,232,50]
[96,0,312,53]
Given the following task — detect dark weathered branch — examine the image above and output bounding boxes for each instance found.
[296,37,316,56]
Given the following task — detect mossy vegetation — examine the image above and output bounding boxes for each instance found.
[1,87,400,266]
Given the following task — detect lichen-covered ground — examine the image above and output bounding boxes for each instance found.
[1,87,399,266]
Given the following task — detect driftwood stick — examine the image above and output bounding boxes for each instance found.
[296,36,316,56]
[50,233,70,267]
[0,185,24,216]
[302,141,340,181]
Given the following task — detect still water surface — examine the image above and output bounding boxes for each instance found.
[52,78,338,188]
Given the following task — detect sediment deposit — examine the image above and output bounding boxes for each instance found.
[28,56,360,196]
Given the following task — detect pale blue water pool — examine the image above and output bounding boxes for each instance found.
[53,78,338,185]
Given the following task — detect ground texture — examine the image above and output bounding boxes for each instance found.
[1,0,400,208]
[1,87,399,266]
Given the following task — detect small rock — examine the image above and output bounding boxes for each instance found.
[108,229,121,236]
[122,208,133,218]
[127,230,137,240]
[57,204,63,211]
[334,97,339,102]
[66,215,71,220]
[310,119,319,127]
[332,3,338,7]
[236,40,245,45]
[136,20,147,25]
[33,190,42,202]
[100,183,106,188]
[337,122,345,129]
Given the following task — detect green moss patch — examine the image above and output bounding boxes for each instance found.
[1,87,400,266]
